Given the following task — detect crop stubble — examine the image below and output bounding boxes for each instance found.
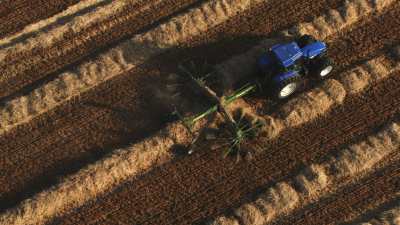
[275,159,400,225]
[0,0,80,38]
[0,0,201,99]
[55,70,400,225]
[355,200,400,225]
[210,120,400,225]
[0,0,269,223]
[54,43,398,225]
[0,0,347,215]
[0,0,399,224]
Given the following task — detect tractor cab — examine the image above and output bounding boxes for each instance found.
[271,42,303,68]
[270,40,327,68]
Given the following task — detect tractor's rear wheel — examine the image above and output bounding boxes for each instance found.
[274,75,302,99]
[278,82,298,98]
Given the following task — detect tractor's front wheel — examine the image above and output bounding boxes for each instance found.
[312,57,333,78]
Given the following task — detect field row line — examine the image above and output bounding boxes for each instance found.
[0,0,154,65]
[217,42,399,142]
[0,0,114,49]
[208,119,400,224]
[0,0,257,135]
[0,0,259,224]
[288,0,394,40]
[168,49,400,224]
[1,29,395,225]
[355,200,400,225]
[0,0,395,223]
[0,0,174,99]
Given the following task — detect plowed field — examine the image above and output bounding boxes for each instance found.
[0,0,399,225]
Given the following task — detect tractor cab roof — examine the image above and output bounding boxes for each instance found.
[271,42,302,68]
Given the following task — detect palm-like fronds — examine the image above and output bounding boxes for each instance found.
[223,114,264,161]
[172,61,264,158]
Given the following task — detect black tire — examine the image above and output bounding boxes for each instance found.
[312,57,334,79]
[273,74,302,99]
[296,35,317,48]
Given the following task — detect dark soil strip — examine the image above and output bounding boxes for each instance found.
[0,0,80,38]
[0,0,344,212]
[52,72,400,225]
[327,2,400,71]
[275,158,400,225]
[0,0,201,99]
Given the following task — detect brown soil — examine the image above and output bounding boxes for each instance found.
[275,157,400,225]
[0,0,200,99]
[0,0,80,38]
[0,0,399,224]
[53,71,400,225]
[0,0,345,212]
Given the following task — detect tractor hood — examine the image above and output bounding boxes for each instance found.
[301,41,327,59]
[271,42,303,68]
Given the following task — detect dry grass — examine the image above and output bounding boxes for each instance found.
[210,121,400,225]
[358,201,400,225]
[294,165,329,200]
[290,0,397,39]
[375,205,400,225]
[233,182,300,225]
[0,0,129,62]
[339,50,400,94]
[0,121,197,225]
[330,122,400,178]
[208,216,240,225]
[280,79,346,127]
[0,0,256,135]
[0,0,112,47]
[1,1,398,222]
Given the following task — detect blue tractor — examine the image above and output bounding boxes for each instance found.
[258,35,333,99]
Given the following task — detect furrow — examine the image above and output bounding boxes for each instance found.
[0,36,386,215]
[3,18,400,225]
[0,0,396,223]
[0,0,126,49]
[0,0,347,213]
[209,121,400,225]
[0,121,200,225]
[276,160,400,225]
[50,46,400,224]
[216,0,397,89]
[0,0,200,99]
[204,46,400,225]
[288,0,396,40]
[356,201,400,225]
[338,48,400,94]
[277,48,399,128]
[0,0,346,100]
[57,71,400,224]
[0,0,80,38]
[0,0,257,135]
[219,45,399,141]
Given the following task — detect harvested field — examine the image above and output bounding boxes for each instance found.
[0,0,399,224]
